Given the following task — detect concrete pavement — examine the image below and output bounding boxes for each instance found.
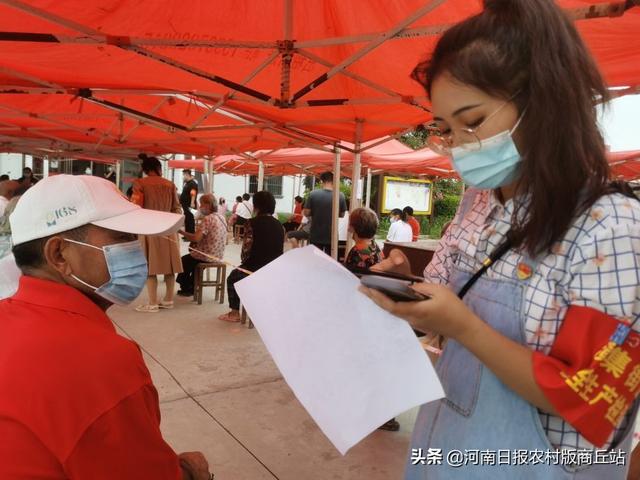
[109,241,415,480]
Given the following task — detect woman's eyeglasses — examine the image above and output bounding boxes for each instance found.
[424,94,519,156]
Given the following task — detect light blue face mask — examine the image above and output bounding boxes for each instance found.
[450,116,524,190]
[65,239,148,305]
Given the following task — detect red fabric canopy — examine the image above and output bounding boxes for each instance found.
[609,150,640,180]
[171,147,640,182]
[0,0,637,159]
[169,139,457,177]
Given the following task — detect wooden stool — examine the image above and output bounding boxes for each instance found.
[240,304,253,329]
[194,262,227,305]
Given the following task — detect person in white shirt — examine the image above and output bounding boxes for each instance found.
[386,208,413,242]
[235,193,254,225]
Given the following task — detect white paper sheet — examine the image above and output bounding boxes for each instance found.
[0,253,20,300]
[236,246,444,455]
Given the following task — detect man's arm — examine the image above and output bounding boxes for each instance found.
[64,385,211,480]
[179,227,203,243]
[302,194,312,218]
[190,186,197,209]
[338,194,347,218]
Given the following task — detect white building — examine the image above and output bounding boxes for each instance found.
[0,153,33,179]
[1,153,303,215]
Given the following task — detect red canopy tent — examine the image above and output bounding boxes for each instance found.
[0,0,636,160]
[1,0,638,257]
[168,138,457,177]
[609,150,640,179]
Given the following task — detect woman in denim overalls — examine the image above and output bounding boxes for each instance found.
[362,1,640,478]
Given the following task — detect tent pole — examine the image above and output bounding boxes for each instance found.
[209,156,215,194]
[203,158,211,194]
[331,146,341,260]
[258,161,265,191]
[115,159,122,190]
[347,120,363,254]
[365,168,372,208]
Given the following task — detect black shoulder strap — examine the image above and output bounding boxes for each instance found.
[457,231,513,300]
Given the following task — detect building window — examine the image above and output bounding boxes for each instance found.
[249,175,283,198]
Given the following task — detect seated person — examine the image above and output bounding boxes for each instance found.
[343,207,398,431]
[176,194,227,296]
[219,191,284,322]
[403,206,420,242]
[286,216,311,248]
[386,208,413,242]
[282,196,304,232]
[344,208,384,271]
[0,175,211,479]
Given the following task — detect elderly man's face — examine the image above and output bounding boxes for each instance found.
[54,225,138,306]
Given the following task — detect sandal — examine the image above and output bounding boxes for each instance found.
[159,301,174,309]
[218,312,240,323]
[135,304,160,313]
[378,419,400,432]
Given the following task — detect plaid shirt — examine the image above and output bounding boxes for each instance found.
[425,188,640,450]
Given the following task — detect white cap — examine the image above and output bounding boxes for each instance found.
[10,174,184,245]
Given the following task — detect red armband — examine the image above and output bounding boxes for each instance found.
[533,305,640,447]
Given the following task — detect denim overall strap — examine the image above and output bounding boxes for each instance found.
[405,265,637,479]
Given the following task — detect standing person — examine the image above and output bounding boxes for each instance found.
[180,169,198,234]
[0,174,211,479]
[362,1,640,478]
[132,154,183,313]
[386,208,413,242]
[282,196,304,232]
[403,206,421,242]
[229,195,242,230]
[219,191,284,323]
[176,194,227,296]
[236,193,253,226]
[232,196,242,216]
[218,197,228,217]
[104,164,117,183]
[233,193,253,244]
[302,172,347,254]
[17,167,38,189]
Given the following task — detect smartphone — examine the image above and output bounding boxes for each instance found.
[360,274,429,302]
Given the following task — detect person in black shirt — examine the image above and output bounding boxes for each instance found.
[302,171,347,254]
[218,190,284,322]
[17,167,38,190]
[180,169,198,233]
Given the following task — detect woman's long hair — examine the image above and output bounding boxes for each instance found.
[413,0,611,255]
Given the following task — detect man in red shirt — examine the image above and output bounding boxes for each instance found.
[403,206,421,242]
[0,175,212,480]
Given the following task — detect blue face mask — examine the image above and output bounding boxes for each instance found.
[450,118,524,190]
[65,239,148,305]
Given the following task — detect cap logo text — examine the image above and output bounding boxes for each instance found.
[46,206,78,227]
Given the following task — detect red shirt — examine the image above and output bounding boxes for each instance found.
[292,203,303,224]
[0,276,181,479]
[407,216,420,242]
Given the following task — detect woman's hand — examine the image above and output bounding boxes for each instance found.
[359,282,482,342]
